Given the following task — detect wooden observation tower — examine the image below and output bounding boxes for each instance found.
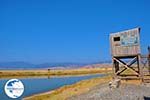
[110,28,142,79]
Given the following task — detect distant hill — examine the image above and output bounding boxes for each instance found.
[0,62,36,69]
[0,61,111,70]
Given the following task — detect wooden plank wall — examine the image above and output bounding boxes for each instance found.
[110,28,141,57]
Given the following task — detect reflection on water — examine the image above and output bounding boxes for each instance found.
[0,74,105,100]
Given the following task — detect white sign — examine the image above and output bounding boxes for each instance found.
[4,79,24,99]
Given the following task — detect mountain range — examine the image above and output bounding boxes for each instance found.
[0,61,111,70]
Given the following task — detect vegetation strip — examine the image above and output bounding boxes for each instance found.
[0,68,112,78]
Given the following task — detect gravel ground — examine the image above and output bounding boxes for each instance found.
[69,83,150,100]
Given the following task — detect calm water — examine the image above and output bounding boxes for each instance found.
[0,74,104,100]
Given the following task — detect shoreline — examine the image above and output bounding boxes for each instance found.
[0,68,112,100]
[0,73,105,79]
[23,75,112,100]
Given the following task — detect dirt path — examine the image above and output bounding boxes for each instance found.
[69,83,150,100]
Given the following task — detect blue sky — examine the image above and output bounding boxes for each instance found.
[0,0,150,64]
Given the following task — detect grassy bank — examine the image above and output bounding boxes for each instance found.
[24,75,112,100]
[0,68,112,78]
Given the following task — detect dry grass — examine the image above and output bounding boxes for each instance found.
[24,75,112,100]
[0,68,112,78]
[121,79,142,85]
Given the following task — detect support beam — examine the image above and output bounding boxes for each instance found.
[113,57,140,76]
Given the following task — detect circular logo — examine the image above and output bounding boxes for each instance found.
[4,79,24,99]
